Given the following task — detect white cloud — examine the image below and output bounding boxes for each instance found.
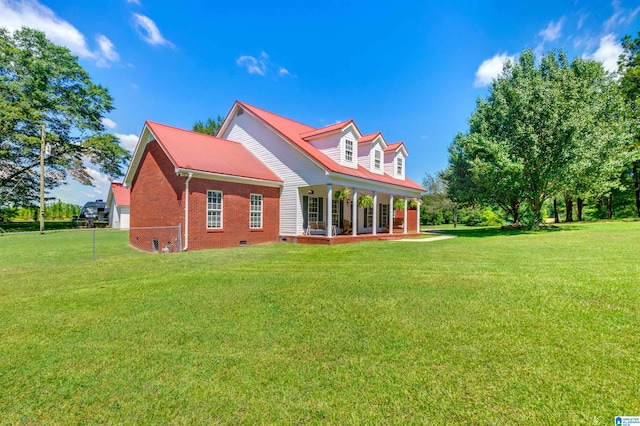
[132,13,173,47]
[604,0,640,32]
[101,118,117,129]
[474,53,515,87]
[96,34,119,67]
[237,54,267,76]
[236,51,292,78]
[126,0,140,4]
[85,166,111,185]
[0,0,119,66]
[577,13,588,30]
[590,34,623,73]
[115,133,139,152]
[539,18,564,42]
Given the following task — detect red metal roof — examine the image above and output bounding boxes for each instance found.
[300,120,355,139]
[145,121,282,183]
[110,182,130,206]
[237,101,423,191]
[385,142,405,152]
[358,132,381,143]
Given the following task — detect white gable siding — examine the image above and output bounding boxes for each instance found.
[222,113,327,236]
[370,141,384,175]
[358,143,372,169]
[307,134,341,163]
[384,151,396,177]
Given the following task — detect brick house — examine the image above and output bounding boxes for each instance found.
[123,101,424,251]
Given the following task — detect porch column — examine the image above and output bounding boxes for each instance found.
[327,184,333,238]
[372,191,377,236]
[389,194,394,234]
[403,197,408,234]
[416,199,421,233]
[352,187,358,236]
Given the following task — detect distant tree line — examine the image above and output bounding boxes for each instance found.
[0,200,80,222]
[422,33,640,228]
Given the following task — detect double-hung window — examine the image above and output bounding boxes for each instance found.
[308,197,319,223]
[396,157,403,176]
[380,204,389,228]
[207,190,222,229]
[250,194,263,228]
[374,150,381,170]
[344,139,354,163]
[332,201,340,227]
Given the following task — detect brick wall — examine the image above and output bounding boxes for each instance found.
[130,140,280,251]
[394,206,418,232]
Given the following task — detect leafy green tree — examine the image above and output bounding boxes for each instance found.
[0,27,129,207]
[192,116,224,136]
[619,31,640,217]
[448,49,633,226]
[421,171,457,226]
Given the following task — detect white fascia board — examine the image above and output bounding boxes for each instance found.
[328,172,423,196]
[216,102,240,138]
[123,124,178,186]
[343,122,362,140]
[175,168,283,188]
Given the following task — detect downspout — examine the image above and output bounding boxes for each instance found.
[183,172,193,251]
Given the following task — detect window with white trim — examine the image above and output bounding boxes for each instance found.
[207,190,222,229]
[332,201,340,227]
[308,197,319,223]
[374,149,381,170]
[380,203,389,228]
[344,139,354,162]
[250,194,263,228]
[396,157,403,176]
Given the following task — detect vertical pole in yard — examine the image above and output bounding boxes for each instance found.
[39,124,46,234]
[92,228,96,261]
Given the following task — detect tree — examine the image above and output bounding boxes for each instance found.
[619,31,640,217]
[0,27,129,207]
[421,171,456,225]
[447,49,633,226]
[192,116,224,136]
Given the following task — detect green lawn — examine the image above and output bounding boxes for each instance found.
[0,222,638,424]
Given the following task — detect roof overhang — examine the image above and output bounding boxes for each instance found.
[175,168,283,188]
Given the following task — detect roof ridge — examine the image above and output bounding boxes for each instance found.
[237,100,316,131]
[146,120,243,144]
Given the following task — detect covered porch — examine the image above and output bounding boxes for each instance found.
[294,183,421,239]
[280,230,422,245]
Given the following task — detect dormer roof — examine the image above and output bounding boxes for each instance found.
[224,101,423,191]
[385,142,409,156]
[300,120,359,140]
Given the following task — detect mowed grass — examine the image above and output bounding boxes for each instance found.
[0,222,639,424]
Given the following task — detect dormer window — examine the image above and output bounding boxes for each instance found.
[374,150,381,170]
[396,157,403,176]
[345,139,354,162]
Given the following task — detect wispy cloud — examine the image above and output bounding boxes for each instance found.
[474,53,515,87]
[589,34,623,73]
[539,18,565,42]
[101,118,117,129]
[237,51,293,78]
[85,166,111,185]
[132,13,173,47]
[126,0,140,4]
[604,0,640,32]
[0,0,119,66]
[115,133,139,152]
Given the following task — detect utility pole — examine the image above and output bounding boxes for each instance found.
[40,124,45,234]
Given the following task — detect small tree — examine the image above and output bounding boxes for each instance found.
[192,116,224,136]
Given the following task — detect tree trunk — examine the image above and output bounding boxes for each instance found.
[564,197,573,222]
[532,198,543,227]
[577,198,583,221]
[510,200,520,225]
[634,161,640,218]
[608,193,614,219]
[553,198,560,223]
[453,207,458,228]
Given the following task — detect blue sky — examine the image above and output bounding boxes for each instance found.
[1,0,638,205]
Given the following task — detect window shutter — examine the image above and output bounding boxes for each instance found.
[339,200,344,223]
[318,197,324,222]
[302,196,308,229]
[364,208,369,228]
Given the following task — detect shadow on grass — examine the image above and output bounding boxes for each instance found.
[429,225,573,238]
[0,221,76,233]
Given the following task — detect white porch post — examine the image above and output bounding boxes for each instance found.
[403,197,408,234]
[389,194,394,234]
[327,184,333,238]
[416,199,421,233]
[352,187,358,236]
[372,191,377,236]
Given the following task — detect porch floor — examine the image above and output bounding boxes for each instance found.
[279,230,422,245]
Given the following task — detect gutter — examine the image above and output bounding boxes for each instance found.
[183,172,193,251]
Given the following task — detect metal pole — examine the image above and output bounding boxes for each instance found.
[92,228,96,261]
[39,124,45,234]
